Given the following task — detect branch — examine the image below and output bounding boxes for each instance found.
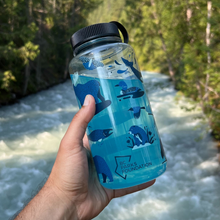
[210,106,220,113]
[33,9,48,13]
[199,80,220,98]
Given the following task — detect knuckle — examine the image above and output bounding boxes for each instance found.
[73,111,81,121]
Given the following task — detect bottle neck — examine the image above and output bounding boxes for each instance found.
[73,36,122,56]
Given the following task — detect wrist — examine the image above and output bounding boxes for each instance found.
[15,178,79,220]
[45,177,79,220]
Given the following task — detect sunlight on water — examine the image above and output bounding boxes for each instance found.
[0,72,219,220]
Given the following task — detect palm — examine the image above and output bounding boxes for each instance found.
[76,135,155,220]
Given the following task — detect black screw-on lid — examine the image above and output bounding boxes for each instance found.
[70,21,129,53]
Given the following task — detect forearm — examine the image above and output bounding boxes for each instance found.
[14,180,78,220]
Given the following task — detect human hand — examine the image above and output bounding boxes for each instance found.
[15,95,155,220]
[47,95,155,219]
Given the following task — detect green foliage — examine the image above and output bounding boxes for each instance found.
[121,0,220,140]
[0,0,101,101]
[0,0,219,140]
[87,0,125,24]
[0,71,16,91]
[19,41,39,64]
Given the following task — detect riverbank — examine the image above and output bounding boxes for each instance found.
[0,77,69,107]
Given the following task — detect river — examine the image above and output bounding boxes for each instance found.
[0,72,219,220]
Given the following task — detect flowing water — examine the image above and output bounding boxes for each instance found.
[0,72,219,220]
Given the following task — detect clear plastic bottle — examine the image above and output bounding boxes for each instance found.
[69,22,167,189]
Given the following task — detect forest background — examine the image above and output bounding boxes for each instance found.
[0,0,219,141]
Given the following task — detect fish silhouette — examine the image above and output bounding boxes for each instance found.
[121,57,143,82]
[79,56,104,70]
[117,68,129,74]
[88,129,113,142]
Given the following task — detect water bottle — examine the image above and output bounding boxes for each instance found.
[69,21,167,189]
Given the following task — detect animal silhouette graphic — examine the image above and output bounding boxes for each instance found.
[117,68,129,74]
[128,126,155,147]
[115,60,122,65]
[88,129,113,142]
[121,57,143,82]
[79,56,104,70]
[73,79,111,115]
[93,155,113,183]
[128,106,145,119]
[115,81,144,99]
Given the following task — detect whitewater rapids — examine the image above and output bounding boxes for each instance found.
[0,72,219,220]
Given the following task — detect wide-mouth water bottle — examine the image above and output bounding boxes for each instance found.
[69,21,167,189]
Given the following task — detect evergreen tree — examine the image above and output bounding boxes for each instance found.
[0,0,100,103]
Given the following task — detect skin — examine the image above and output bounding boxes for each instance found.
[15,95,155,220]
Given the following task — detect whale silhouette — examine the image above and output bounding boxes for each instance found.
[88,129,113,142]
[121,57,143,82]
[73,79,111,115]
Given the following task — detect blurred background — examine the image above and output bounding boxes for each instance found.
[0,0,220,220]
[0,0,220,140]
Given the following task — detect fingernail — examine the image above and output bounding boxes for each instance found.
[83,95,90,106]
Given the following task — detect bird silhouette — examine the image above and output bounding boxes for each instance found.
[128,106,145,119]
[115,81,141,95]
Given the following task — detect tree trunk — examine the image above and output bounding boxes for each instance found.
[28,0,32,23]
[205,1,212,103]
[53,0,56,13]
[23,0,32,95]
[23,63,30,95]
[196,81,205,113]
[36,1,44,87]
[159,32,175,82]
[150,0,175,81]
[36,54,42,85]
[64,52,70,79]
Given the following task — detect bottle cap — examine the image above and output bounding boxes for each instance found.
[70,21,129,53]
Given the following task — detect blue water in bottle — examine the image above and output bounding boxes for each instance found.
[69,21,167,189]
[70,73,167,189]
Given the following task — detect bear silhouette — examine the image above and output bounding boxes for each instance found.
[73,80,111,115]
[93,155,113,183]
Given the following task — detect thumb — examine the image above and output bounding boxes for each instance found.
[62,95,96,149]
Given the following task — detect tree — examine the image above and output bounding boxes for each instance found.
[0,0,101,104]
[121,0,220,140]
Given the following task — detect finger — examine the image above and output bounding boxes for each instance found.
[62,95,96,149]
[113,179,156,198]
